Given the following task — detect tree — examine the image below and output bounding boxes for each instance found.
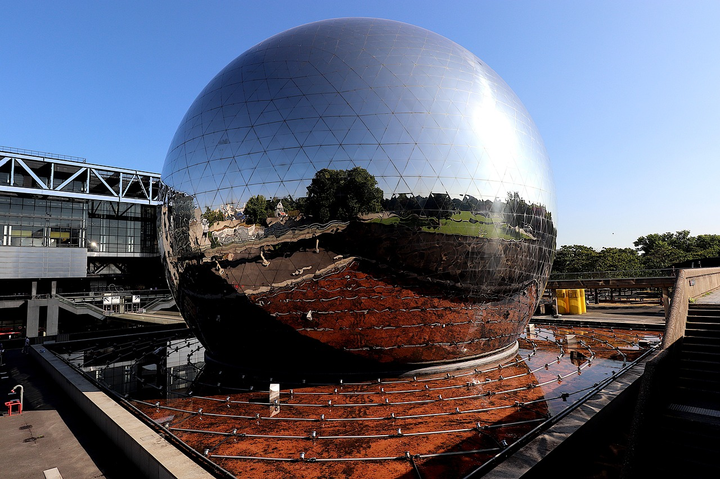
[423,192,454,219]
[553,245,599,274]
[635,230,692,269]
[279,196,297,212]
[384,193,421,215]
[504,191,536,228]
[553,231,720,277]
[244,195,268,225]
[305,169,342,223]
[694,234,720,258]
[343,167,384,218]
[633,230,720,269]
[265,198,275,218]
[305,167,383,222]
[596,247,642,276]
[453,194,481,212]
[202,207,224,226]
[294,197,307,216]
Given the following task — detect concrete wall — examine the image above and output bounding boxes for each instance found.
[0,246,86,279]
[663,267,720,349]
[31,345,213,479]
[25,298,60,338]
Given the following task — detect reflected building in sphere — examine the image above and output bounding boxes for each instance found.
[160,18,556,376]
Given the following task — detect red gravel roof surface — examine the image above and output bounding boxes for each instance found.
[131,325,661,478]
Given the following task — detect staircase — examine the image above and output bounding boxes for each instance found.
[675,305,720,407]
[644,304,720,476]
[143,294,176,312]
[55,295,106,319]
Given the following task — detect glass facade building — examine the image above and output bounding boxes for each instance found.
[161,18,557,374]
[86,201,157,254]
[0,197,86,248]
[0,196,156,254]
[0,147,161,280]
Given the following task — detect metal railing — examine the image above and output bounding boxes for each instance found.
[142,294,175,311]
[0,145,87,163]
[550,268,677,281]
[59,288,171,300]
[0,293,32,301]
[55,295,106,318]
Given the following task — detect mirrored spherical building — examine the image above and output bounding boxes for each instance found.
[160,18,556,376]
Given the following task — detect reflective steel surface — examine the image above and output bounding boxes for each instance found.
[160,18,556,372]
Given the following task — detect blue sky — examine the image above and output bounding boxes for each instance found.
[2,1,719,249]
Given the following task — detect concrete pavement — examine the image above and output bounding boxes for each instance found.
[533,302,668,329]
[1,409,105,479]
[0,348,144,479]
[694,287,720,304]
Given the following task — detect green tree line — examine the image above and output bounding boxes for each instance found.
[236,167,383,225]
[553,230,720,275]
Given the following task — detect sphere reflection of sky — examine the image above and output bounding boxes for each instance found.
[162,18,555,215]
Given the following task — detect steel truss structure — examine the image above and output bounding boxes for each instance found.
[0,146,161,205]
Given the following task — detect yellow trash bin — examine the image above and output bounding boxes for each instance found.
[565,289,587,315]
[568,289,582,314]
[556,289,569,314]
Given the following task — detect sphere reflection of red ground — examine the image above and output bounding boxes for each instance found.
[248,263,537,365]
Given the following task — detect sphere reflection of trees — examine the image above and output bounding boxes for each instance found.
[244,195,269,225]
[305,167,383,223]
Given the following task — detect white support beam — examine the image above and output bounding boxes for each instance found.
[15,158,49,189]
[0,149,162,205]
[90,168,118,197]
[122,174,136,197]
[55,167,87,192]
[0,185,161,205]
[138,176,149,200]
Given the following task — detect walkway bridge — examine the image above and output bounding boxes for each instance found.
[0,289,177,338]
[546,269,678,318]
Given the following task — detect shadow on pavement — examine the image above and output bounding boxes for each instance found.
[1,347,147,479]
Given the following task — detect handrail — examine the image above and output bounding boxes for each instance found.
[464,344,661,478]
[59,288,171,299]
[55,294,107,318]
[142,294,176,311]
[0,294,32,301]
[662,267,720,349]
[0,145,87,163]
[550,269,677,281]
